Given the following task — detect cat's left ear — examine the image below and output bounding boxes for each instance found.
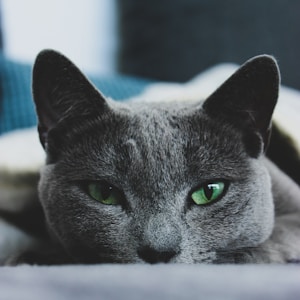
[203,55,280,155]
[32,49,108,148]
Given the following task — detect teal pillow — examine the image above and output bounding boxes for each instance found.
[0,54,154,135]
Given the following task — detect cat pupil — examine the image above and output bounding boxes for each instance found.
[102,184,113,200]
[204,184,214,200]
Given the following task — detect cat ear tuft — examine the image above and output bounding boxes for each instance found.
[203,55,280,154]
[32,49,107,148]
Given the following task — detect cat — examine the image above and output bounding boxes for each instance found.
[14,49,300,265]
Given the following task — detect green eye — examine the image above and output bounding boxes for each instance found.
[87,182,123,205]
[191,181,226,205]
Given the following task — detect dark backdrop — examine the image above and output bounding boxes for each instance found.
[117,0,300,89]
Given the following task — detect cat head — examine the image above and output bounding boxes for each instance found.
[32,50,279,263]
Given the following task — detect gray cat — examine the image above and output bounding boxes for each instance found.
[26,50,300,264]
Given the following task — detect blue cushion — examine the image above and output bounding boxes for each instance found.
[0,54,154,135]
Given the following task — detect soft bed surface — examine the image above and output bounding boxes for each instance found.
[0,264,299,300]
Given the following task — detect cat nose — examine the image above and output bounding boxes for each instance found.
[137,213,181,263]
[137,246,177,264]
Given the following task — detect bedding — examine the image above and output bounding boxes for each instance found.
[0,264,299,300]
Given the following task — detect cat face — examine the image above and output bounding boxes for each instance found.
[32,50,280,264]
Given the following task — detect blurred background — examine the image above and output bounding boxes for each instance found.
[1,0,300,86]
[1,0,117,74]
[0,0,300,134]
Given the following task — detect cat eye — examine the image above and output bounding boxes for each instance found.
[87,181,123,205]
[191,181,227,205]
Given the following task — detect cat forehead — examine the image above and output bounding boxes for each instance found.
[58,98,245,168]
[111,99,201,117]
[104,100,239,149]
[111,100,202,134]
[112,101,244,160]
[114,101,198,152]
[119,104,188,159]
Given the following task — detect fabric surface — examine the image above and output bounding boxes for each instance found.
[0,264,299,300]
[0,54,155,135]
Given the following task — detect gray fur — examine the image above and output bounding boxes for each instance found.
[30,50,300,264]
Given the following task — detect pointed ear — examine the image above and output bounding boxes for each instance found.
[203,55,280,155]
[32,49,107,148]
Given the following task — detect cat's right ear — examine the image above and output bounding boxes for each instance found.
[202,55,280,156]
[32,49,108,148]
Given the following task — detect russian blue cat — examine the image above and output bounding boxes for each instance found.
[25,50,300,264]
